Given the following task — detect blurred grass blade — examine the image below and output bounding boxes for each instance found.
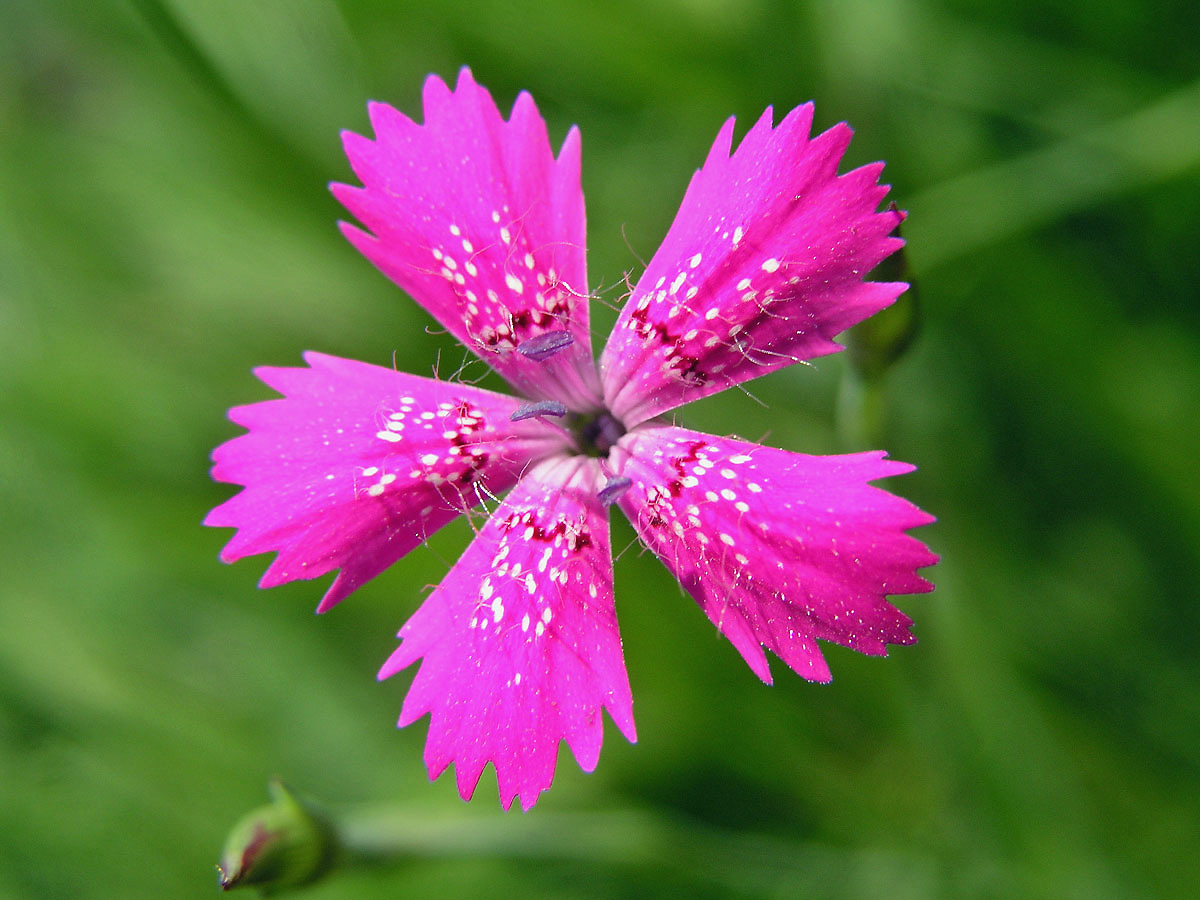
[131,0,364,164]
[129,0,248,117]
[907,78,1200,272]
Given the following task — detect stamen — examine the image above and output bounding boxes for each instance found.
[510,400,569,421]
[516,330,574,361]
[597,476,632,506]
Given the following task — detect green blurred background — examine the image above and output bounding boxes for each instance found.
[3,0,1198,897]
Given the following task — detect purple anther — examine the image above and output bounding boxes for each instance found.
[510,400,569,422]
[516,330,574,361]
[597,475,633,507]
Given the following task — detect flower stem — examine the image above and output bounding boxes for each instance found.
[219,784,857,894]
[837,366,887,449]
[336,808,670,867]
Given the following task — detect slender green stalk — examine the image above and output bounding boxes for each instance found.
[837,367,887,450]
[218,784,868,896]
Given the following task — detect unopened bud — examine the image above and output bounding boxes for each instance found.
[846,206,920,381]
[217,780,336,892]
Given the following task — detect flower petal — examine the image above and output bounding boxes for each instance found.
[612,426,936,683]
[333,68,601,410]
[379,456,634,811]
[204,352,568,612]
[600,104,906,426]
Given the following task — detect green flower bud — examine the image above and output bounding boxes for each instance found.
[846,205,920,382]
[217,780,337,893]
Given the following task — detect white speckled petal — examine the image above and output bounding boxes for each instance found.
[379,455,634,812]
[333,68,601,410]
[204,352,568,612]
[612,425,936,683]
[600,103,906,426]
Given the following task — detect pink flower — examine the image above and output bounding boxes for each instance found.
[206,69,937,810]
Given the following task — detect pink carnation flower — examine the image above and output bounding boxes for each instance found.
[206,69,937,810]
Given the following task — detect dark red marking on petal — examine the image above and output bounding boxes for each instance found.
[497,506,593,551]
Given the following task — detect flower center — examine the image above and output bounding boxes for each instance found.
[571,410,626,458]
